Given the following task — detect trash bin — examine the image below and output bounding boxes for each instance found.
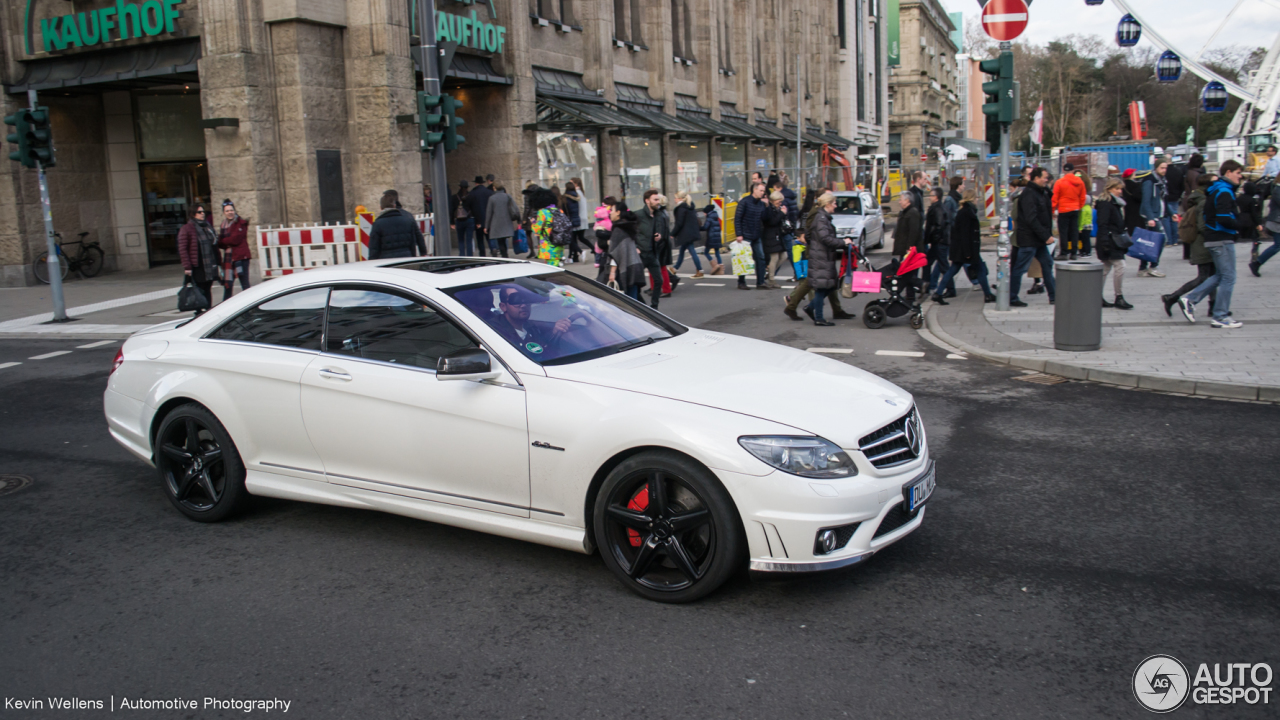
[1054,260,1104,351]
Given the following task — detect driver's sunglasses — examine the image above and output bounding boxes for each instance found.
[503,295,529,306]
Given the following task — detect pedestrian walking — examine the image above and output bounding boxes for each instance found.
[593,196,616,282]
[450,180,474,255]
[892,191,926,303]
[924,187,952,297]
[1009,167,1056,307]
[761,191,788,288]
[1136,161,1170,277]
[216,199,251,302]
[484,184,521,258]
[701,204,724,274]
[671,191,704,277]
[1181,154,1205,211]
[607,202,646,300]
[423,184,433,214]
[635,189,670,307]
[1262,144,1280,177]
[368,189,426,259]
[466,175,495,257]
[562,178,585,262]
[1093,178,1133,309]
[1249,176,1280,276]
[733,182,769,289]
[908,171,928,215]
[1052,162,1088,260]
[1178,160,1245,328]
[1163,173,1218,315]
[803,192,854,326]
[531,187,571,268]
[178,203,220,313]
[934,186,995,304]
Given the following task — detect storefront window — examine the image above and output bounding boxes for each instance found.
[136,94,205,160]
[537,132,600,227]
[803,147,821,188]
[779,145,798,175]
[620,136,663,203]
[748,144,774,183]
[141,162,210,265]
[674,141,710,207]
[719,141,745,199]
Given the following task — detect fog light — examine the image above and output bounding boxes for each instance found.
[816,529,838,555]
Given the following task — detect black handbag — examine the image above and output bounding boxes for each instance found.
[1111,230,1133,251]
[177,275,210,312]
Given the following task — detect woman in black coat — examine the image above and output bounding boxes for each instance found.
[760,192,787,288]
[671,192,704,277]
[1094,178,1133,309]
[933,189,995,303]
[803,192,850,326]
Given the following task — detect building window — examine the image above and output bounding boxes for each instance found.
[838,0,847,50]
[538,132,599,223]
[630,0,645,47]
[620,136,663,201]
[560,0,575,25]
[888,133,901,166]
[614,0,628,40]
[675,142,710,207]
[671,0,683,58]
[719,0,734,73]
[855,0,865,121]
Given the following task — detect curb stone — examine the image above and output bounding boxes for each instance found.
[924,305,1274,403]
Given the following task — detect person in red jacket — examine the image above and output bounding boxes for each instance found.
[1052,163,1089,260]
[217,199,252,301]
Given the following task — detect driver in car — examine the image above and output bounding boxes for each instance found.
[494,286,572,355]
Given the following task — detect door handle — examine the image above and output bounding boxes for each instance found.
[318,368,352,381]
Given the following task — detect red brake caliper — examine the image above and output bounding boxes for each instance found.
[626,486,649,547]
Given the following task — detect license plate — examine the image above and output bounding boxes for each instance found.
[904,463,935,513]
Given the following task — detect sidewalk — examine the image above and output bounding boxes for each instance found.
[927,242,1280,402]
[0,267,189,339]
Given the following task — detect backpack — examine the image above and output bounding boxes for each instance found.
[1179,198,1202,245]
[549,208,573,246]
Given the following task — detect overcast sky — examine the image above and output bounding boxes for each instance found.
[943,0,1280,56]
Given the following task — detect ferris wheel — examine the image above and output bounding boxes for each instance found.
[1089,0,1280,138]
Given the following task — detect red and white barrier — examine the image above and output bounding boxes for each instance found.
[257,214,435,279]
[984,183,996,219]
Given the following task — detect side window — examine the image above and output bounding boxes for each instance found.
[209,287,328,349]
[325,288,477,370]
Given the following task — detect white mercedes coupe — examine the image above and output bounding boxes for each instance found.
[105,258,933,602]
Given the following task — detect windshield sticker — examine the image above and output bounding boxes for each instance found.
[526,341,544,354]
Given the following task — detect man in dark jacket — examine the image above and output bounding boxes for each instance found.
[368,190,426,259]
[908,171,928,215]
[734,182,769,289]
[465,176,494,257]
[1008,168,1056,306]
[635,189,668,308]
[1179,161,1244,327]
[893,192,925,302]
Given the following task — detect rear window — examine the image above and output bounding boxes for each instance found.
[208,287,329,350]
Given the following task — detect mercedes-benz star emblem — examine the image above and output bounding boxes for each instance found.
[904,412,920,457]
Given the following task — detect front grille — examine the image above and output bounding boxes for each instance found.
[858,407,921,469]
[873,504,915,539]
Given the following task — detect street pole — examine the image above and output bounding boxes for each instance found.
[995,42,1012,312]
[796,52,802,181]
[418,0,450,255]
[29,89,66,321]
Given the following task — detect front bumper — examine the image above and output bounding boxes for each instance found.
[719,454,934,573]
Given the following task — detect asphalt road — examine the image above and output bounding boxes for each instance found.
[2,266,1278,719]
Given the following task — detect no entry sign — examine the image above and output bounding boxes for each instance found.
[981,0,1029,42]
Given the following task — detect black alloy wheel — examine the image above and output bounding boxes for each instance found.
[155,404,247,522]
[594,451,744,603]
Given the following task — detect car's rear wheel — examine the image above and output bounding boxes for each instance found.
[593,451,744,603]
[154,404,247,522]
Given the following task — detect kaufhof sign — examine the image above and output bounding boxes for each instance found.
[438,0,507,54]
[24,0,185,55]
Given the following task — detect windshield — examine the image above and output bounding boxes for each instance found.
[832,196,863,215]
[447,272,686,365]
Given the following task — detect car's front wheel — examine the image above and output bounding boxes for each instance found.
[593,451,745,602]
[154,404,248,522]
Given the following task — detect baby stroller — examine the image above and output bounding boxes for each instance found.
[860,247,928,330]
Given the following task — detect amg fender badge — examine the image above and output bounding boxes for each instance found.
[531,441,565,451]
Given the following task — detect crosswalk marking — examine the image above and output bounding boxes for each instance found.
[875,350,926,357]
[29,351,72,360]
[695,283,723,286]
[77,340,117,349]
[807,348,853,354]
[0,362,21,370]
[947,353,968,360]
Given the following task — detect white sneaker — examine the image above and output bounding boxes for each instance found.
[1210,318,1243,328]
[1147,269,1166,278]
[1177,297,1195,323]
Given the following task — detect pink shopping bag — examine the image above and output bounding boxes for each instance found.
[849,271,881,293]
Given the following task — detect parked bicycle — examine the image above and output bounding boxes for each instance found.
[33,231,104,284]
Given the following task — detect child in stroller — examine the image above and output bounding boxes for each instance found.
[861,247,929,329]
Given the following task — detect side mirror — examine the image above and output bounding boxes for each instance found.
[436,347,501,382]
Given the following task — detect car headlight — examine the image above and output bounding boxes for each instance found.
[738,436,858,478]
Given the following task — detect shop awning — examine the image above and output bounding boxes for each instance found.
[529,95,654,131]
[752,117,794,142]
[823,126,856,148]
[410,51,512,86]
[533,66,598,101]
[621,106,707,134]
[7,39,201,94]
[674,94,746,138]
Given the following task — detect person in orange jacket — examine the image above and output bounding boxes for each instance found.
[1052,162,1089,259]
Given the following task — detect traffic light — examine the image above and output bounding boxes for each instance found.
[980,54,1016,125]
[417,92,444,151]
[3,107,55,168]
[442,93,465,152]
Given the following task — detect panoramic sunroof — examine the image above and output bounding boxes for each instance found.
[390,258,512,274]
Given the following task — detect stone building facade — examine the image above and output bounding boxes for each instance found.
[0,0,888,285]
[885,0,958,167]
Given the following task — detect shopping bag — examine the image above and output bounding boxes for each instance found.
[177,276,209,312]
[850,271,882,293]
[1126,227,1163,264]
[729,240,755,276]
[513,229,529,255]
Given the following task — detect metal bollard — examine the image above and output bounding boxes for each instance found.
[1053,260,1105,351]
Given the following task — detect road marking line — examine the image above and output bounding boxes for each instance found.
[875,350,926,357]
[29,351,72,360]
[0,362,21,370]
[947,353,968,360]
[807,348,853,354]
[77,340,116,349]
[696,283,726,286]
[782,285,796,289]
